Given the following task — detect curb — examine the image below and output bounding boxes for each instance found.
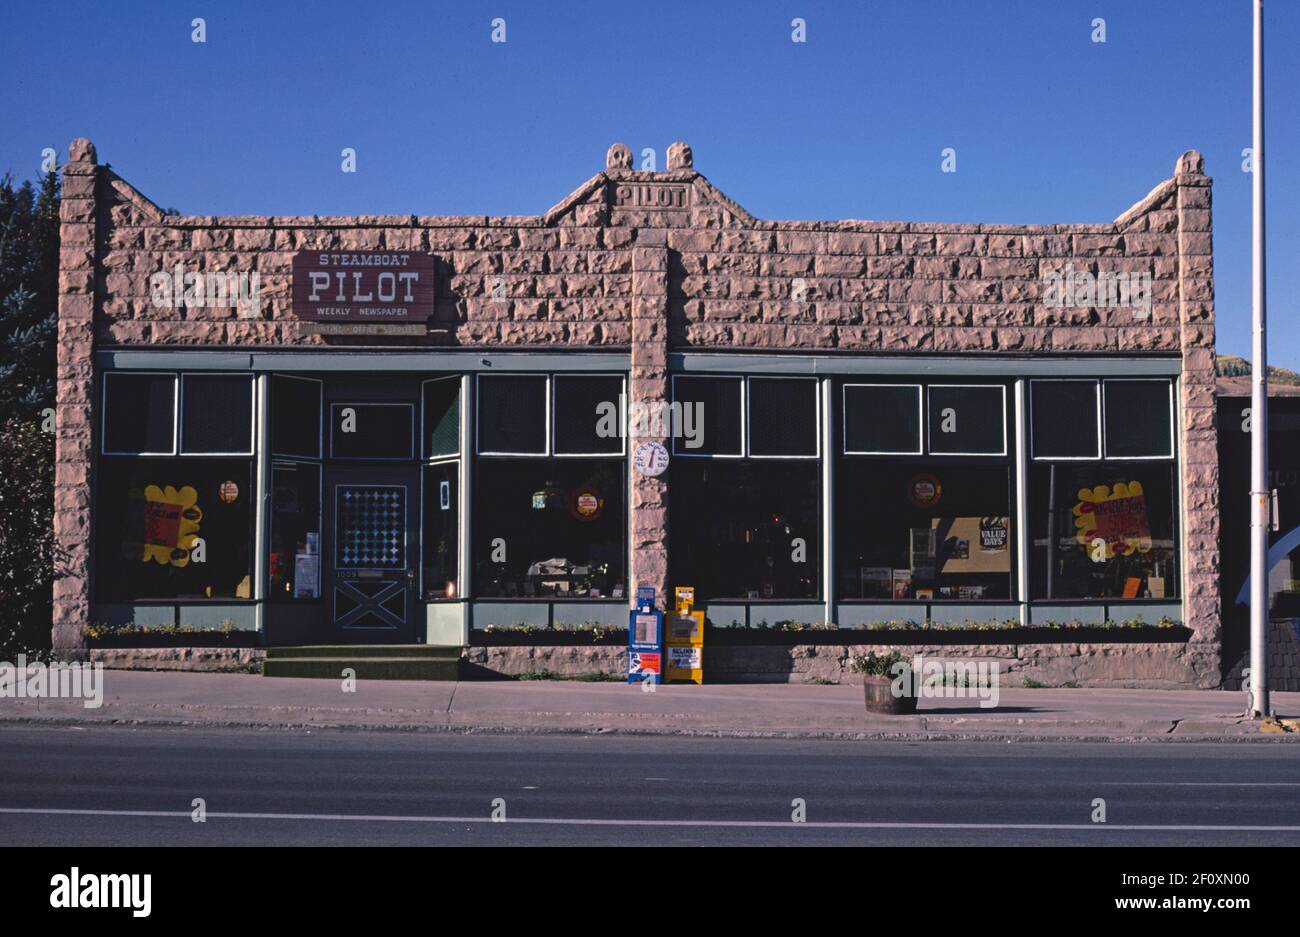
[2,712,1297,744]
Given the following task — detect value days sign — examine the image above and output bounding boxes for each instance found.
[292,251,436,321]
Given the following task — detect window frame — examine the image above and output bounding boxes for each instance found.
[745,375,821,460]
[475,373,551,457]
[925,383,1008,458]
[1029,379,1103,462]
[551,372,627,459]
[271,374,324,460]
[420,456,461,601]
[670,374,746,459]
[267,457,324,603]
[421,375,462,461]
[178,372,256,457]
[841,382,924,456]
[1101,378,1176,461]
[100,371,178,457]
[328,402,416,461]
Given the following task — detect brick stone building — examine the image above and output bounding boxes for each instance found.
[54,138,1221,686]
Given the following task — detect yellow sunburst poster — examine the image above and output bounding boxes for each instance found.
[1073,480,1152,560]
[135,485,203,567]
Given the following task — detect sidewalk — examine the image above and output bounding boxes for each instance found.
[2,671,1299,741]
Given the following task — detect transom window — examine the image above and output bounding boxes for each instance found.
[476,373,626,457]
[671,375,818,458]
[329,403,415,460]
[843,382,1007,457]
[102,372,254,456]
[1031,379,1173,460]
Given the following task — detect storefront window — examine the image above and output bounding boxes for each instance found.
[837,379,1013,602]
[98,371,257,602]
[94,457,255,602]
[472,373,627,599]
[472,458,625,598]
[669,375,820,600]
[670,460,821,600]
[422,462,459,599]
[1029,378,1178,599]
[268,461,321,601]
[836,462,1013,600]
[1029,462,1179,599]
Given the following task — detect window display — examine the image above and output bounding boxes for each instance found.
[94,457,255,601]
[268,461,321,601]
[835,463,1013,601]
[422,462,459,599]
[669,460,821,600]
[473,458,625,598]
[1029,462,1179,599]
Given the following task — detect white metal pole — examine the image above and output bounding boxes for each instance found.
[1249,0,1270,717]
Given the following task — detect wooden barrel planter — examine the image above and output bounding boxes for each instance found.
[862,671,918,715]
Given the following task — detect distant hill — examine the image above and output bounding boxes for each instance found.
[1217,355,1300,385]
[1216,355,1300,396]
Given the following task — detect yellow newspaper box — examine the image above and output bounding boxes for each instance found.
[665,585,704,684]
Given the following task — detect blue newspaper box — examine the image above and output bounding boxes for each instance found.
[628,586,663,684]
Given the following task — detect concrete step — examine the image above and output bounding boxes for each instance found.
[265,645,461,660]
[262,656,461,681]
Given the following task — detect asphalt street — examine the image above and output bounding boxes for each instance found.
[1,724,1298,845]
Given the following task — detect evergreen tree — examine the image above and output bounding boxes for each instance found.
[0,171,60,655]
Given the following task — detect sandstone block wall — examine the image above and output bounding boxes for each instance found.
[56,139,1218,679]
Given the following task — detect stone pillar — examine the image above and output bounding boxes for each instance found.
[629,231,670,607]
[1173,149,1220,686]
[52,138,98,655]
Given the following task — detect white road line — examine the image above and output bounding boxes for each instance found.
[1106,782,1300,787]
[2,807,1300,832]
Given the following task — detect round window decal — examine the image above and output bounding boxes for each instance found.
[218,480,239,503]
[569,487,604,521]
[907,473,941,508]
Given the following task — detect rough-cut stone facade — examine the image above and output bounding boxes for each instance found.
[55,139,1219,684]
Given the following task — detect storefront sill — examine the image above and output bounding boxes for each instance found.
[87,632,263,649]
[472,630,628,647]
[703,626,1193,646]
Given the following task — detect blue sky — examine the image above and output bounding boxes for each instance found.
[2,0,1296,364]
